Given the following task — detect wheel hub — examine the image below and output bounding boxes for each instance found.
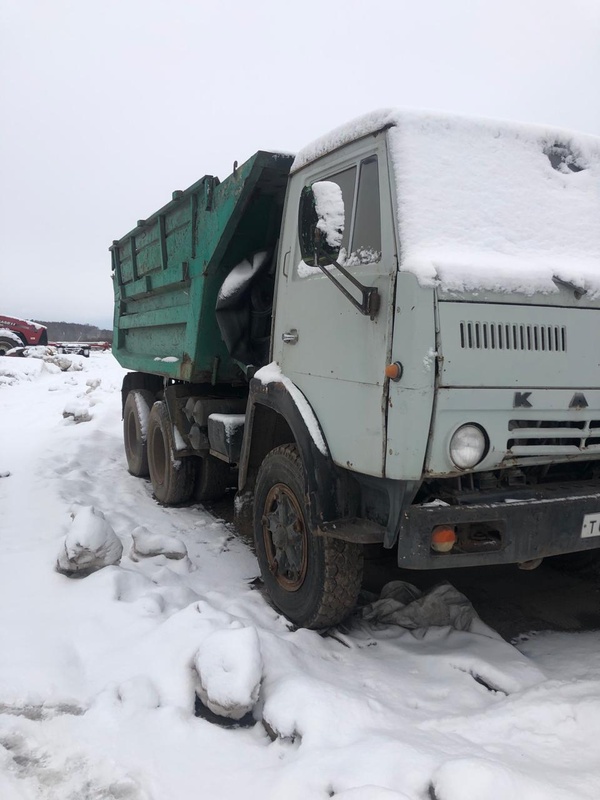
[263,483,308,591]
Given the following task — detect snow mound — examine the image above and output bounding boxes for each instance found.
[49,353,84,371]
[56,506,123,576]
[194,626,262,720]
[130,526,188,561]
[117,676,161,709]
[0,358,46,383]
[17,346,56,360]
[334,788,411,800]
[430,756,580,800]
[85,377,101,392]
[62,400,92,423]
[1,345,87,373]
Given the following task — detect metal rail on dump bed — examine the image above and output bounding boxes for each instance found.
[110,151,293,385]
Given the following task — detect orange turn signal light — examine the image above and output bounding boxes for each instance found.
[385,361,403,382]
[431,525,457,553]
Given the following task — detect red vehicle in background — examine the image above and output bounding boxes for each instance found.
[0,315,48,355]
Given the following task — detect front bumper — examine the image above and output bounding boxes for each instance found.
[397,480,600,568]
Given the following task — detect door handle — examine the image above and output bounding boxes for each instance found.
[282,329,299,345]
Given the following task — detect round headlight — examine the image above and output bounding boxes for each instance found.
[449,424,488,470]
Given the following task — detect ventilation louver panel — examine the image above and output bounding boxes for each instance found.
[460,321,567,352]
[507,419,600,454]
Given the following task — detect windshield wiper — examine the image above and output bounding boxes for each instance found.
[552,275,587,300]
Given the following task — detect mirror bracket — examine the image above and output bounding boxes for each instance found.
[314,238,380,320]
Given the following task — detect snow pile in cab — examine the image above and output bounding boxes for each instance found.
[313,180,345,248]
[218,251,269,300]
[293,109,600,297]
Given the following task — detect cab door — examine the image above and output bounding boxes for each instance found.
[272,132,397,478]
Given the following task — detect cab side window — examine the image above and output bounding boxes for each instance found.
[323,165,356,256]
[350,156,381,265]
[303,155,381,269]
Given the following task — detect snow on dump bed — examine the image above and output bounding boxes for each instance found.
[293,109,600,297]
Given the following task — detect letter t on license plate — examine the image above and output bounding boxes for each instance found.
[581,513,600,538]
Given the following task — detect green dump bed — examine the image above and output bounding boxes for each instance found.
[111,151,293,384]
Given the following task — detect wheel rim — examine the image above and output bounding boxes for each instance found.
[262,483,308,591]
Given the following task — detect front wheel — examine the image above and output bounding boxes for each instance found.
[147,401,196,504]
[253,444,363,628]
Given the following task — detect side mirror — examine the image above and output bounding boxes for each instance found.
[298,181,345,266]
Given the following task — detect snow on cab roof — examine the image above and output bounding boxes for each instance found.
[293,109,600,298]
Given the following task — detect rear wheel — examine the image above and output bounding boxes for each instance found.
[0,332,24,355]
[147,401,196,504]
[253,444,363,628]
[123,389,155,477]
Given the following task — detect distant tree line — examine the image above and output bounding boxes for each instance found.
[35,321,113,343]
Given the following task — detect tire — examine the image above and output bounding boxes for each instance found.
[123,389,155,477]
[0,332,24,355]
[147,401,196,504]
[194,455,232,502]
[253,444,363,629]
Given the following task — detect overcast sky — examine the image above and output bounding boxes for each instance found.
[2,0,599,328]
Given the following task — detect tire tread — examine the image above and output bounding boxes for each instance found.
[147,401,196,504]
[256,444,363,628]
[124,389,155,477]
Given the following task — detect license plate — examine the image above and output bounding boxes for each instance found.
[581,513,600,538]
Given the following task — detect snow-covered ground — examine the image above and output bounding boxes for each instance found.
[0,351,599,800]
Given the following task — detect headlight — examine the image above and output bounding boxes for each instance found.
[449,424,488,470]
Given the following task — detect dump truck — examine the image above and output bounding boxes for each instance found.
[111,109,600,628]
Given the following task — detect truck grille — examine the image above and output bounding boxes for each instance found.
[460,321,567,352]
[508,419,600,454]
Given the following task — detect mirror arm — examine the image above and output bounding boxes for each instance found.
[313,243,380,319]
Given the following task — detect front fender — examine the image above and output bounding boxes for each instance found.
[239,376,357,528]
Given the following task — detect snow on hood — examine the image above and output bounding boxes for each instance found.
[293,109,600,298]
